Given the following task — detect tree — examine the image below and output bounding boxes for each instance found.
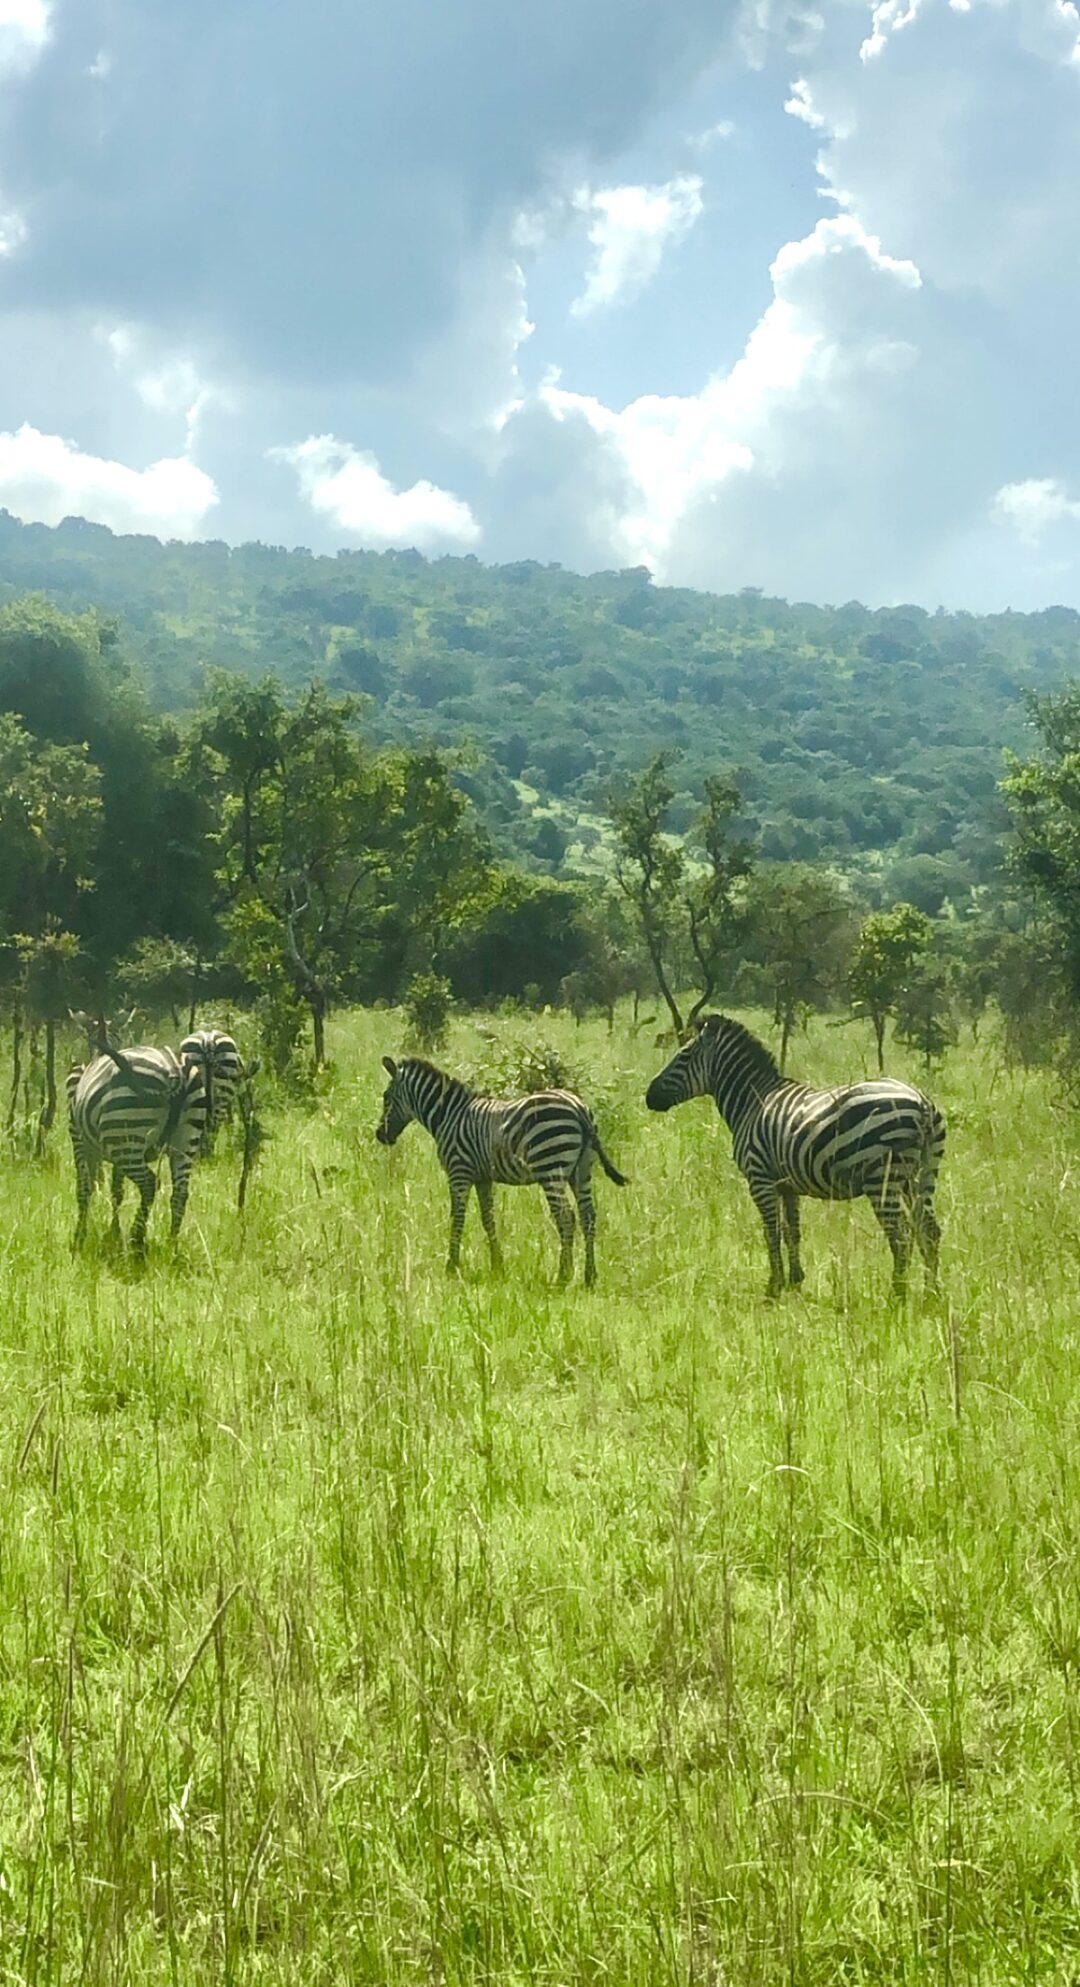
[684,774,755,1028]
[894,958,958,1069]
[1003,687,1080,1001]
[608,755,687,1037]
[745,866,856,1071]
[848,903,932,1071]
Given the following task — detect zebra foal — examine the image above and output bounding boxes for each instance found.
[67,1029,245,1253]
[375,1055,627,1285]
[645,1015,945,1299]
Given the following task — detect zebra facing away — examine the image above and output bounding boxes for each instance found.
[375,1055,628,1285]
[67,1031,245,1252]
[645,1015,945,1299]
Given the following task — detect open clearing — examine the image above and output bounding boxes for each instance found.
[2,1009,1079,1983]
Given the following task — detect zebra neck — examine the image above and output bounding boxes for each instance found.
[711,1066,782,1138]
[415,1076,471,1138]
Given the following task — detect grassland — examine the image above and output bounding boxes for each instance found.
[2,1007,1080,1984]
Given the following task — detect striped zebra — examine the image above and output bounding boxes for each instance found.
[66,1031,245,1252]
[178,1029,247,1148]
[375,1055,628,1285]
[645,1015,945,1298]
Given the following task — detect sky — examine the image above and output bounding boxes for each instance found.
[0,0,1078,611]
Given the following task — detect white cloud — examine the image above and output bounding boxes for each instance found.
[994,477,1080,543]
[0,423,218,536]
[510,214,921,578]
[0,0,48,74]
[271,435,481,551]
[570,174,704,317]
[100,324,228,451]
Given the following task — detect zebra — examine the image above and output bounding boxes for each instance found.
[177,1029,247,1150]
[375,1055,628,1285]
[645,1014,945,1299]
[66,1031,246,1252]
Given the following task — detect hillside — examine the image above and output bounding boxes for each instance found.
[3,508,1078,885]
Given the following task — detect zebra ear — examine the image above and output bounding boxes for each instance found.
[382,1055,397,1077]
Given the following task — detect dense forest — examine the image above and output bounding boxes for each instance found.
[3,510,1080,890]
[8,514,1080,1112]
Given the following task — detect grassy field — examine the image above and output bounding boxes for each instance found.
[2,1006,1080,1983]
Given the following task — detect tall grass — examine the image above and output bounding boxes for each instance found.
[1,1006,1079,1982]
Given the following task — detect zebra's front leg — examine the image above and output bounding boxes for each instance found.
[871,1185,913,1297]
[749,1181,785,1299]
[781,1189,804,1288]
[128,1164,158,1256]
[542,1182,576,1285]
[912,1193,942,1293]
[446,1175,471,1275]
[475,1180,504,1276]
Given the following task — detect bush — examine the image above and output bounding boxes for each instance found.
[403,972,454,1054]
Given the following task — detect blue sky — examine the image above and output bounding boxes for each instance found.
[0,0,1078,610]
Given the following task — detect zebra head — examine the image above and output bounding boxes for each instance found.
[645,1016,722,1112]
[178,1029,245,1130]
[646,1014,782,1118]
[376,1056,415,1145]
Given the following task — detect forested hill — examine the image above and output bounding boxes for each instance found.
[2,507,1078,885]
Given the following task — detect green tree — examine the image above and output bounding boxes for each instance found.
[848,903,932,1071]
[745,865,855,1071]
[894,958,958,1069]
[608,755,687,1037]
[684,774,755,1028]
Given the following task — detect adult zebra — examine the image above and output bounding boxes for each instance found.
[375,1055,627,1285]
[178,1029,247,1147]
[645,1015,945,1298]
[67,1030,245,1252]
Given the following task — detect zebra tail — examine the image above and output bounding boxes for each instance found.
[591,1129,629,1187]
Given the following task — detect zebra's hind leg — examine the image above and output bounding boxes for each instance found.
[475,1180,504,1275]
[72,1156,98,1252]
[109,1165,126,1241]
[542,1182,576,1285]
[128,1164,158,1256]
[571,1161,597,1287]
[168,1152,194,1240]
[749,1181,786,1299]
[781,1189,804,1288]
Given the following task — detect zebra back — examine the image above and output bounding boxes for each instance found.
[71,1046,206,1166]
[178,1029,246,1133]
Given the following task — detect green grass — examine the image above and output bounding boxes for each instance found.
[2,1007,1080,1982]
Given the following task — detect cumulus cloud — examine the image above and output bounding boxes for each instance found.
[0,422,218,535]
[994,477,1080,544]
[570,174,704,317]
[271,435,481,551]
[0,0,49,75]
[497,215,922,586]
[0,0,739,389]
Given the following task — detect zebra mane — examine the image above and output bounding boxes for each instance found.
[706,1015,783,1092]
[401,1057,475,1101]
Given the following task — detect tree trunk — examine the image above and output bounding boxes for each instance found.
[310,992,327,1069]
[7,1009,21,1133]
[35,1017,57,1156]
[874,1012,886,1074]
[644,922,684,1038]
[780,1004,795,1075]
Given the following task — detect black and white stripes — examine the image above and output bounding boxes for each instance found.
[67,1029,245,1252]
[646,1014,945,1298]
[375,1055,627,1285]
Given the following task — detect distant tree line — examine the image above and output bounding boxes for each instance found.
[3,590,1080,1124]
